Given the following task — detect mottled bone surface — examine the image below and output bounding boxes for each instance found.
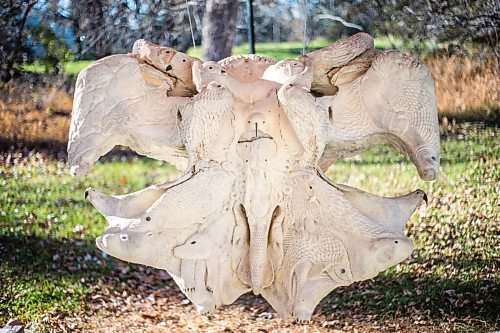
[68,34,440,321]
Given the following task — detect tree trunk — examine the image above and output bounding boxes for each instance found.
[201,0,238,61]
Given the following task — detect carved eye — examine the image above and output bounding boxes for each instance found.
[209,66,213,70]
[120,234,128,241]
[340,268,346,274]
[221,70,226,73]
[182,59,186,62]
[395,240,399,244]
[146,216,151,221]
[191,241,196,244]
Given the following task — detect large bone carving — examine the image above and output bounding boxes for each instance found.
[68,33,439,321]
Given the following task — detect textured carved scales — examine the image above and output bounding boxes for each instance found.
[68,33,440,321]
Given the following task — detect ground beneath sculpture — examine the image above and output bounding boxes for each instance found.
[1,124,497,332]
[34,260,497,333]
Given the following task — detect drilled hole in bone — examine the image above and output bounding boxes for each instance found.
[191,241,196,244]
[120,234,128,241]
[341,269,346,274]
[146,216,151,221]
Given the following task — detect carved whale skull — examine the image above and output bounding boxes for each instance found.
[68,33,440,321]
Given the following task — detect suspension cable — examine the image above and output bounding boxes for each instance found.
[302,0,308,55]
[185,0,197,57]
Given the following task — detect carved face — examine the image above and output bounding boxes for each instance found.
[96,226,183,272]
[261,59,306,84]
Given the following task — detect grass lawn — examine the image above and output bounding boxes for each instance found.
[17,36,404,75]
[0,123,498,332]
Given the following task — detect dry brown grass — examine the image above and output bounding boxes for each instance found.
[0,55,498,148]
[0,79,72,148]
[427,53,499,122]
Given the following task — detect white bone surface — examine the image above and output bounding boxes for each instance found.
[68,35,439,321]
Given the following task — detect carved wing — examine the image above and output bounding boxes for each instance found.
[68,42,200,176]
[306,33,440,180]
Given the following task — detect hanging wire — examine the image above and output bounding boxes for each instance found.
[185,0,197,58]
[301,0,308,55]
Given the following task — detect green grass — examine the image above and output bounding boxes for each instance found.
[187,36,402,60]
[17,36,403,75]
[0,123,498,331]
[18,60,94,75]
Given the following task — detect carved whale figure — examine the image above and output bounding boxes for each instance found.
[67,34,439,321]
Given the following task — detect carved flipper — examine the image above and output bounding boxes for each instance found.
[309,40,440,181]
[94,168,235,272]
[86,171,194,218]
[68,40,203,176]
[360,51,440,180]
[318,173,426,234]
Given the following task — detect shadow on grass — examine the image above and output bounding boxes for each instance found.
[1,233,498,328]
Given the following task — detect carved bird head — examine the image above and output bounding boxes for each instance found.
[192,61,226,91]
[132,39,199,97]
[132,39,177,72]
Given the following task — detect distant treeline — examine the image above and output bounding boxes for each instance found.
[1,0,498,82]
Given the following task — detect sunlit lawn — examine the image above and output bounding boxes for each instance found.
[0,123,498,331]
[17,36,406,75]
